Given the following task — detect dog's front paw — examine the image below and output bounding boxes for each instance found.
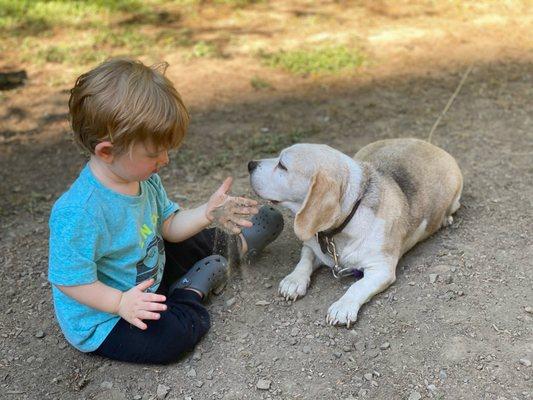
[326,298,360,328]
[279,272,310,301]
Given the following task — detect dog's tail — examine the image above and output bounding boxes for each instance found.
[426,64,473,144]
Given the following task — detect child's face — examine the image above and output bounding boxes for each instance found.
[110,141,169,182]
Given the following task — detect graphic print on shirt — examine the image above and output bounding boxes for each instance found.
[135,234,165,284]
[135,213,164,286]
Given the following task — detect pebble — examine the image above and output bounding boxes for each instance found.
[364,373,373,381]
[264,282,273,289]
[186,368,197,378]
[380,342,390,350]
[226,297,236,307]
[429,274,438,284]
[100,381,113,390]
[439,369,447,381]
[35,331,45,338]
[156,384,170,399]
[342,345,352,352]
[255,300,271,306]
[192,351,202,361]
[525,306,532,314]
[519,358,531,367]
[302,346,311,354]
[256,379,271,390]
[427,384,437,392]
[133,396,142,400]
[444,275,453,284]
[290,327,300,336]
[333,351,342,359]
[408,391,421,400]
[195,381,204,388]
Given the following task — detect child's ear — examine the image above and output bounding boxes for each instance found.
[94,141,114,163]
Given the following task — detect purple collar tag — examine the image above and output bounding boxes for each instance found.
[352,269,364,280]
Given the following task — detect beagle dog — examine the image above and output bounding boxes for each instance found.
[248,138,463,327]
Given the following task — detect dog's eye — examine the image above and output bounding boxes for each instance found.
[277,161,287,171]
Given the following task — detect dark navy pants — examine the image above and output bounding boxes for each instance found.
[93,228,229,364]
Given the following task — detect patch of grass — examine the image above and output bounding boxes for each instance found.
[0,0,169,36]
[250,76,273,90]
[94,28,156,55]
[213,0,263,7]
[261,45,365,75]
[187,41,221,59]
[248,129,309,155]
[155,28,194,48]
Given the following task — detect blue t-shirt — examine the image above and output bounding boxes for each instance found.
[48,164,179,352]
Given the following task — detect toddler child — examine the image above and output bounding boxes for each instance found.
[48,58,283,364]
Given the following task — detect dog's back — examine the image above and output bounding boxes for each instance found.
[355,138,463,254]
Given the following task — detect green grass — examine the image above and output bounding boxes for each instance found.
[250,76,273,90]
[261,45,365,75]
[0,0,150,33]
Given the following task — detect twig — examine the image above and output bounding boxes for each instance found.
[427,65,473,143]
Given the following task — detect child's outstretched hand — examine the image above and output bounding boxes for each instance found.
[118,279,167,330]
[206,177,259,234]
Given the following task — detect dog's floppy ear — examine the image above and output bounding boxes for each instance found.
[294,171,342,241]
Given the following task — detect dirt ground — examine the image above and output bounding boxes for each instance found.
[1,1,532,399]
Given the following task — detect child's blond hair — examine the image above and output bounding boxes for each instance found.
[69,58,189,155]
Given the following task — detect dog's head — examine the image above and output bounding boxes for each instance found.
[249,143,351,241]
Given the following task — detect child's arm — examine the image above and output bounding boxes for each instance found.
[162,177,258,242]
[56,279,167,330]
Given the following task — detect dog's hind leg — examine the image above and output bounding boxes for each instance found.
[443,183,463,228]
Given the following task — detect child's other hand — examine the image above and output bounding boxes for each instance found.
[117,279,167,330]
[206,177,259,234]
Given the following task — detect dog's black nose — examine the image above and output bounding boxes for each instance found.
[248,160,258,173]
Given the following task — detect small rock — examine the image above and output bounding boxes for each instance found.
[380,342,390,350]
[444,275,453,284]
[35,331,45,339]
[192,351,202,361]
[226,297,236,307]
[439,369,447,380]
[408,391,422,400]
[264,282,273,289]
[525,306,532,314]
[427,384,437,392]
[429,274,438,284]
[186,368,197,378]
[364,373,373,381]
[519,358,531,367]
[333,351,342,359]
[133,396,142,400]
[156,384,170,399]
[256,379,271,390]
[255,300,271,306]
[290,327,300,336]
[302,346,311,354]
[195,380,204,388]
[342,345,352,352]
[100,381,113,390]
